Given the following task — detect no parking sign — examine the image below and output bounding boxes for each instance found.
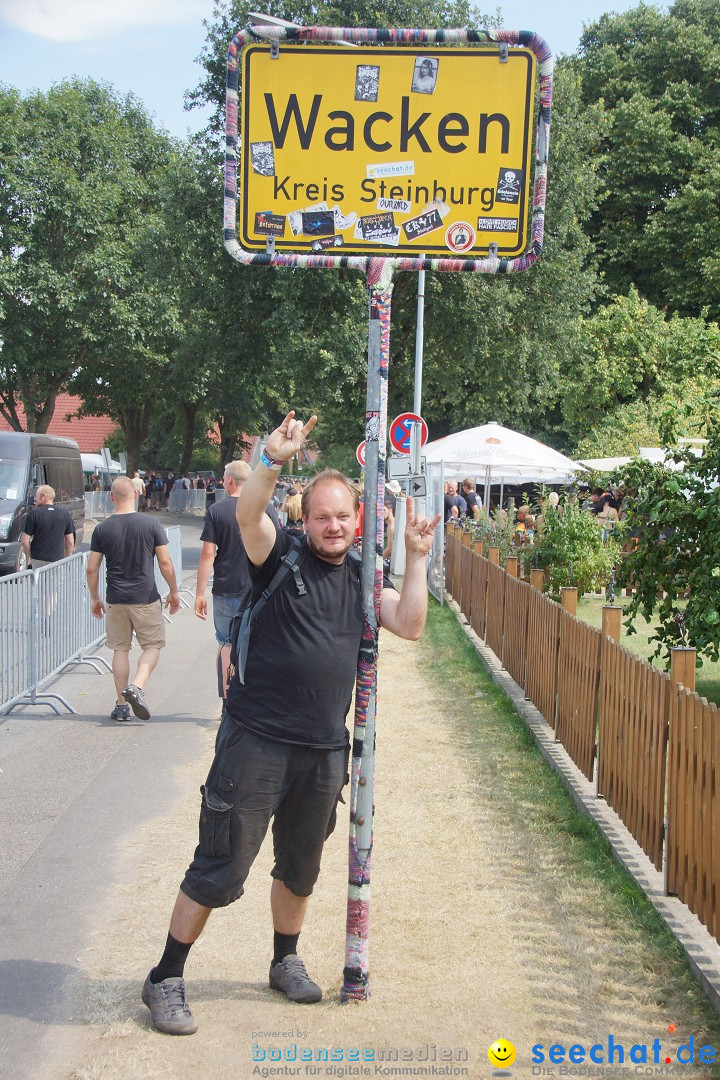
[389,412,428,455]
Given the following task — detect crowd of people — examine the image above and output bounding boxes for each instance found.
[444,479,632,545]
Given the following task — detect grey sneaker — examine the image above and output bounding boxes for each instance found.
[141,972,197,1035]
[269,954,322,1004]
[110,702,131,722]
[123,683,150,721]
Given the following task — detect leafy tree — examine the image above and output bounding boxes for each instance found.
[617,428,720,663]
[575,0,720,319]
[0,80,175,439]
[559,289,720,453]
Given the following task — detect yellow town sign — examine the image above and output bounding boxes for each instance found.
[239,44,537,257]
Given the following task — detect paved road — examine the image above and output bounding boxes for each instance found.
[0,513,221,1080]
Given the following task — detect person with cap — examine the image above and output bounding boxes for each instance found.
[385,479,402,514]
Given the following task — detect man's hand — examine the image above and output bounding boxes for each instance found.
[405,497,442,558]
[165,591,181,615]
[91,599,106,619]
[195,595,207,620]
[265,410,318,463]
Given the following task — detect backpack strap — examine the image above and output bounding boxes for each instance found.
[234,538,305,684]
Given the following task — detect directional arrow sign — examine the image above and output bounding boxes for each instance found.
[410,475,427,498]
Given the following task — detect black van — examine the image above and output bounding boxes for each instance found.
[0,433,85,574]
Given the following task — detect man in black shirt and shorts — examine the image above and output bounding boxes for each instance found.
[194,459,279,699]
[86,476,181,723]
[141,408,441,1035]
[21,485,75,567]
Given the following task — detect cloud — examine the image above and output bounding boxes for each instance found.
[0,0,209,42]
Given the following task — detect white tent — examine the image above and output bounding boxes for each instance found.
[423,421,582,508]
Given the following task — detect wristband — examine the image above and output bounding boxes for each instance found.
[260,450,284,471]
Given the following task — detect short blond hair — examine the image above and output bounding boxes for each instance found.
[36,484,55,501]
[111,475,136,501]
[224,460,251,484]
[302,469,359,517]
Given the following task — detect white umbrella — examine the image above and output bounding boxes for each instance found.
[423,421,582,508]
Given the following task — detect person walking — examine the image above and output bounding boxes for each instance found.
[86,476,181,723]
[21,485,75,568]
[194,460,278,699]
[141,407,441,1035]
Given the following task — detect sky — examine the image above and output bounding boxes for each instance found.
[0,0,668,140]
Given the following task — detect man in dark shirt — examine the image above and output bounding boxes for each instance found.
[194,460,279,699]
[444,479,467,522]
[141,408,441,1035]
[461,478,481,521]
[21,485,75,567]
[86,476,180,723]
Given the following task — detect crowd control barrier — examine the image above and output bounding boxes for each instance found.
[84,491,114,521]
[1,523,191,715]
[0,552,109,716]
[154,526,193,619]
[168,489,206,514]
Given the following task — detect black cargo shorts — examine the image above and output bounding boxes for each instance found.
[180,715,348,908]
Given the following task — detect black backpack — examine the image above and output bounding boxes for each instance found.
[228,538,361,686]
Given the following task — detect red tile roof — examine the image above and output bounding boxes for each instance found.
[0,394,118,452]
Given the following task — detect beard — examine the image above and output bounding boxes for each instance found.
[306,531,353,563]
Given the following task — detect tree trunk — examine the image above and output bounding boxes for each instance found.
[118,405,152,473]
[180,402,198,475]
[216,415,241,468]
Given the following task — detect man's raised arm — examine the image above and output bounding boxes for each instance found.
[237,409,317,567]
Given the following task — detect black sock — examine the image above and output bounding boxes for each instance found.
[151,932,194,983]
[272,931,300,966]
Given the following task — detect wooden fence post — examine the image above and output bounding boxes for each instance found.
[505,556,519,578]
[530,568,544,591]
[670,647,697,693]
[601,605,622,642]
[488,546,500,565]
[560,587,578,616]
[473,540,483,554]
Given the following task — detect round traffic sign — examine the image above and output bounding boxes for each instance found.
[356,440,366,468]
[389,412,429,455]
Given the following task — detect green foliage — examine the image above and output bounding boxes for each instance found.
[617,427,720,663]
[533,498,622,600]
[0,79,176,463]
[560,289,720,454]
[576,0,720,319]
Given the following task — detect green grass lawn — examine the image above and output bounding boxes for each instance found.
[577,596,720,707]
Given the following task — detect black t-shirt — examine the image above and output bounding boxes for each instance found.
[90,514,168,604]
[463,490,480,516]
[225,531,394,749]
[200,497,280,597]
[24,504,74,561]
[444,493,467,521]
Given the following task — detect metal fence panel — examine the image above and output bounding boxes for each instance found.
[426,461,444,604]
[0,569,35,713]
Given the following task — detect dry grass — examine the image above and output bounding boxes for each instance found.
[50,615,720,1080]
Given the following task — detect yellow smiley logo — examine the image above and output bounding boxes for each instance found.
[488,1040,517,1069]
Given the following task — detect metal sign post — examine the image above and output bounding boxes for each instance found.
[223,21,553,1002]
[343,260,393,1000]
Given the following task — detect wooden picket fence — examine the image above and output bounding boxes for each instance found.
[444,524,720,944]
